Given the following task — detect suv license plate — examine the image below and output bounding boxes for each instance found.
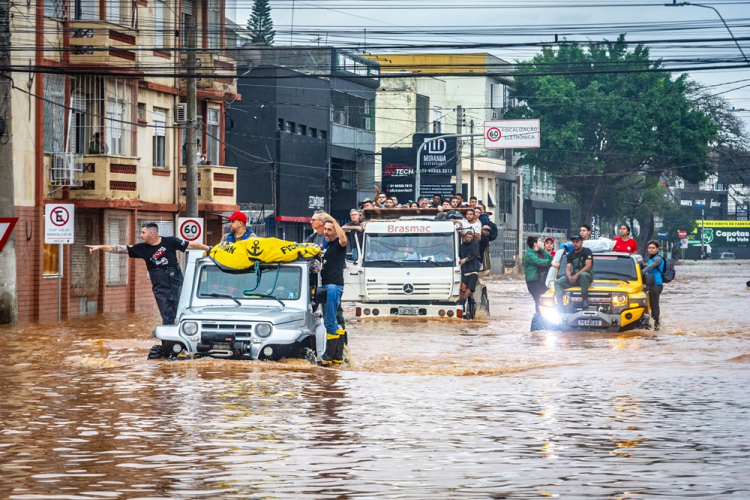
[578,319,602,327]
[398,306,419,315]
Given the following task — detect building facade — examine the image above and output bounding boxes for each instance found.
[2,1,238,324]
[226,47,379,241]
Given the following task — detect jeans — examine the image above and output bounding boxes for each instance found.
[554,271,593,304]
[323,284,345,335]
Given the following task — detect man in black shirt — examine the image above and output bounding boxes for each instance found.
[319,212,348,364]
[554,234,593,309]
[87,222,209,324]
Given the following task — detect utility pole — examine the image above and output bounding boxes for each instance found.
[185,3,199,217]
[0,0,16,324]
[455,106,463,198]
[469,120,475,198]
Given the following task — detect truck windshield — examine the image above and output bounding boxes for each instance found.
[363,233,455,267]
[197,266,302,300]
[559,254,638,281]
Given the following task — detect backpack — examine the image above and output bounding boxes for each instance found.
[662,257,675,283]
[487,220,499,242]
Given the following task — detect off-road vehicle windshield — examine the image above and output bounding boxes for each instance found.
[559,254,638,282]
[197,265,302,300]
[363,233,455,267]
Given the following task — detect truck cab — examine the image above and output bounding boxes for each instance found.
[343,216,467,318]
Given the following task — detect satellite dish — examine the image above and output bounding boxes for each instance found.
[239,42,263,69]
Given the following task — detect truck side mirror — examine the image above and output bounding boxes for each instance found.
[315,287,328,305]
[643,273,655,286]
[350,248,358,261]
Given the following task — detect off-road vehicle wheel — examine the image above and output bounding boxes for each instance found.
[147,344,165,360]
[530,312,558,332]
[301,347,318,365]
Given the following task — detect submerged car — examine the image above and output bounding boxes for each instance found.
[148,250,327,361]
[536,252,655,332]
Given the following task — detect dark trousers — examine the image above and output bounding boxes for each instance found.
[526,280,548,313]
[150,267,184,325]
[646,284,663,323]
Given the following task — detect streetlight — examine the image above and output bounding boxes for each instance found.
[666,1,750,68]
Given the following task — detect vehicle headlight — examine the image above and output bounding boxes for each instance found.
[611,293,628,307]
[255,323,273,337]
[541,297,554,308]
[182,321,199,335]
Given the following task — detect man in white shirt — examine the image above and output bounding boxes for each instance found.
[460,208,482,237]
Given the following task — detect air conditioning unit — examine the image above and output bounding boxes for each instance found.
[175,103,187,123]
[50,152,83,187]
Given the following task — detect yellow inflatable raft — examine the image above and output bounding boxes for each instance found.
[209,237,321,272]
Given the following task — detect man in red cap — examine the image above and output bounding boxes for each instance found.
[221,211,254,243]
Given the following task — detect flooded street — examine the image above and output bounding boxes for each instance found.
[1,261,749,499]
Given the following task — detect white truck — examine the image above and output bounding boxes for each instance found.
[342,214,489,319]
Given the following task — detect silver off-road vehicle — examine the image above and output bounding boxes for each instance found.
[148,251,327,361]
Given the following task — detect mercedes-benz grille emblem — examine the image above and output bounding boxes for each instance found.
[403,283,414,294]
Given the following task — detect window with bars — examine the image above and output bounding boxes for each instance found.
[70,76,136,156]
[106,215,129,285]
[43,74,66,154]
[153,108,167,168]
[207,108,220,165]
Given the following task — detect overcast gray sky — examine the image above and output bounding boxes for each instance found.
[237,0,750,125]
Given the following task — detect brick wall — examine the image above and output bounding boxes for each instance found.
[14,206,164,325]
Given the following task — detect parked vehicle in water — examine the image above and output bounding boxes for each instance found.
[719,251,736,260]
[148,250,327,361]
[536,252,653,332]
[343,210,489,318]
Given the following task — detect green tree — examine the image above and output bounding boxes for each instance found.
[247,0,275,46]
[507,36,717,238]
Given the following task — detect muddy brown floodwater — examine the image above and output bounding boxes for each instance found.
[1,261,749,499]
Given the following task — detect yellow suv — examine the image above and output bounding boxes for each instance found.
[536,252,653,331]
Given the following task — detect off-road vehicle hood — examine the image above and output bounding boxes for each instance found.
[180,306,306,325]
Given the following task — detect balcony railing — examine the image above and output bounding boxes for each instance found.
[47,155,141,201]
[180,51,237,96]
[179,165,237,206]
[69,21,139,67]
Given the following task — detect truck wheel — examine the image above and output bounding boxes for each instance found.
[478,286,490,316]
[530,312,557,332]
[301,347,318,365]
[147,344,165,360]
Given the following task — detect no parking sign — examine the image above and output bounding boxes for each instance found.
[178,217,204,243]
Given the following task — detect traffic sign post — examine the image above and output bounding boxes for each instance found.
[45,204,75,322]
[178,217,204,243]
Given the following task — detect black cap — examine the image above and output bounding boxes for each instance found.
[570,234,582,240]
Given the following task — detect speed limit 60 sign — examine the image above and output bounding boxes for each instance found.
[178,217,204,242]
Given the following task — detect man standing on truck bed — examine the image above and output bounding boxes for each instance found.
[86,222,210,325]
[319,213,348,364]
